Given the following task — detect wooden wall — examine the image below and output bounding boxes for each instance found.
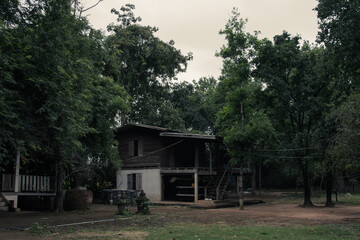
[117,128,208,169]
[117,130,164,168]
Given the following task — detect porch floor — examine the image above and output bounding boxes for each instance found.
[153,198,264,209]
[153,200,216,208]
[1,192,56,196]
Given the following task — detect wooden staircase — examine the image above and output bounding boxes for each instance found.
[0,193,11,212]
[205,166,231,200]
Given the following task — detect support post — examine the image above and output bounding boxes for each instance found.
[195,145,199,169]
[194,144,199,203]
[194,171,198,203]
[14,149,20,193]
[209,143,213,174]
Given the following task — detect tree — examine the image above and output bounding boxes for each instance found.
[215,9,274,209]
[328,94,360,190]
[0,0,129,211]
[316,0,360,89]
[253,32,339,207]
[104,4,191,128]
[171,77,220,133]
[316,1,360,206]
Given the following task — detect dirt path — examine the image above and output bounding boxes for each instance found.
[167,203,360,226]
[1,203,359,239]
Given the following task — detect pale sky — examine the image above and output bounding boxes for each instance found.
[83,0,319,82]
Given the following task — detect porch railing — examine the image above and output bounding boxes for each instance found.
[0,174,55,193]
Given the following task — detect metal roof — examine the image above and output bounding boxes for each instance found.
[116,123,179,133]
[159,132,216,140]
[117,123,220,141]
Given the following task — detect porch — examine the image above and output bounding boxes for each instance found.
[0,173,56,209]
[160,166,231,202]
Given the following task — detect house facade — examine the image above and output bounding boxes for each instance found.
[116,124,228,202]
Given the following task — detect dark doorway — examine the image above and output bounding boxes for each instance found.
[162,174,194,202]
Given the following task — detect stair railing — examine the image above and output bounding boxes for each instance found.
[216,165,229,200]
[204,174,216,199]
[0,193,14,211]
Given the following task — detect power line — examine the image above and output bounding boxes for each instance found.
[251,147,318,152]
[246,151,324,159]
[127,140,184,161]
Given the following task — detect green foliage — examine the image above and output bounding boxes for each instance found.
[28,222,51,235]
[137,199,151,215]
[0,0,130,208]
[171,77,220,133]
[253,33,339,205]
[215,9,274,165]
[329,94,360,172]
[104,5,191,128]
[316,0,360,88]
[253,34,335,150]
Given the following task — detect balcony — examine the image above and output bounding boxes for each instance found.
[0,174,56,195]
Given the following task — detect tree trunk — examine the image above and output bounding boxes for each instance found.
[56,160,64,212]
[251,161,256,195]
[318,174,324,197]
[258,160,262,196]
[325,171,334,207]
[300,159,313,207]
[238,168,244,210]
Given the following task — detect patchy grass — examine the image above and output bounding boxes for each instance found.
[337,194,360,206]
[264,192,360,206]
[145,223,360,240]
[54,227,148,239]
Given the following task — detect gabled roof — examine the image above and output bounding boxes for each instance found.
[117,123,220,141]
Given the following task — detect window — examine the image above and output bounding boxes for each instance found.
[128,139,143,157]
[133,140,139,156]
[127,173,142,190]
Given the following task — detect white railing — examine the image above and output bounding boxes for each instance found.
[20,175,52,192]
[0,174,55,193]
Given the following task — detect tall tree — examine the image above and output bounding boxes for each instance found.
[327,94,360,195]
[215,10,274,209]
[171,77,219,133]
[0,0,129,211]
[253,33,338,207]
[104,4,191,128]
[316,0,360,205]
[316,0,360,89]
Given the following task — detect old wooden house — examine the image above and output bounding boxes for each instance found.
[116,124,230,202]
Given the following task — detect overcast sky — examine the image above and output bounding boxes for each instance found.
[83,0,319,82]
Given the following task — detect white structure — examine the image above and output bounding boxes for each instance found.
[117,169,161,201]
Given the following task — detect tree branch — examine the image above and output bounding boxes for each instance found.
[81,0,103,14]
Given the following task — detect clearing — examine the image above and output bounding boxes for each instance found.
[1,193,360,239]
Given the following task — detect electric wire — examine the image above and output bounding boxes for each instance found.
[127,140,184,161]
[246,151,324,159]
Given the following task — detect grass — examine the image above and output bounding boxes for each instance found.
[261,191,360,206]
[145,223,360,240]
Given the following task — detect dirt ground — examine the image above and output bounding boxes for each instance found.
[1,196,360,239]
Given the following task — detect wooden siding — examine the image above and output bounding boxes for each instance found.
[117,128,209,169]
[118,132,163,169]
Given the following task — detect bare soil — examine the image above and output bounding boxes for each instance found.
[1,195,360,239]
